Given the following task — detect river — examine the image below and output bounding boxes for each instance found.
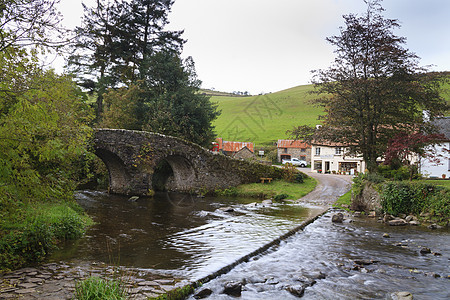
[2,173,448,299]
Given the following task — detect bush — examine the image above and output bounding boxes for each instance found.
[274,193,289,201]
[74,276,127,300]
[381,182,442,216]
[426,188,449,223]
[0,203,91,271]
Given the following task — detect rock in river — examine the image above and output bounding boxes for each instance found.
[332,213,344,223]
[222,281,242,297]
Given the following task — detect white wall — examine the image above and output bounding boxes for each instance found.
[420,142,450,178]
[311,145,366,174]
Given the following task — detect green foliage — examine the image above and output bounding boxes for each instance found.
[426,188,449,223]
[381,182,442,216]
[151,285,195,300]
[274,193,289,201]
[352,173,385,196]
[333,190,352,210]
[219,177,317,200]
[74,276,127,300]
[281,163,299,182]
[0,203,91,271]
[378,164,419,181]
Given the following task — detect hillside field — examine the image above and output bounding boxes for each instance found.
[211,84,322,146]
[212,79,450,147]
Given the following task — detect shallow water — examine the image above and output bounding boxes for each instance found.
[51,191,322,279]
[193,211,450,299]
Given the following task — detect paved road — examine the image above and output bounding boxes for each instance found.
[297,171,353,207]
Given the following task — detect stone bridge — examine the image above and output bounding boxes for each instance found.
[93,129,283,195]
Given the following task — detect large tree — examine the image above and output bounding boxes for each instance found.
[68,0,184,118]
[101,51,220,147]
[290,0,448,172]
[0,0,67,52]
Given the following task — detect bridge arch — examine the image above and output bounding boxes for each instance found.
[152,154,197,192]
[95,148,132,194]
[93,129,283,196]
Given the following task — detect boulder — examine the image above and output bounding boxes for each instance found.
[383,233,390,238]
[388,219,407,226]
[219,207,234,213]
[405,215,414,222]
[286,284,306,297]
[332,213,344,223]
[194,288,213,299]
[391,291,413,300]
[419,247,431,255]
[222,281,242,297]
[409,220,420,226]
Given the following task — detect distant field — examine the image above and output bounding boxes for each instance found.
[211,84,323,146]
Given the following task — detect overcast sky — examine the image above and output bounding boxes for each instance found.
[57,0,450,94]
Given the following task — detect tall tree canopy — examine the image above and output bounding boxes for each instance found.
[0,0,67,52]
[70,0,220,147]
[68,0,184,116]
[290,0,448,172]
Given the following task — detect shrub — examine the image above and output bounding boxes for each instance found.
[274,193,289,201]
[0,203,91,271]
[293,172,304,183]
[74,276,127,300]
[426,188,449,223]
[381,182,441,216]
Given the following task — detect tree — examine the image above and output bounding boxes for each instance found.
[291,0,448,172]
[0,0,67,52]
[0,48,94,207]
[68,0,184,119]
[101,51,221,147]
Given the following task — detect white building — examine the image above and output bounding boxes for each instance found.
[310,142,366,174]
[420,117,450,178]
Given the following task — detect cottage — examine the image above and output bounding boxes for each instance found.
[311,142,366,174]
[277,139,311,164]
[215,138,255,158]
[420,117,450,178]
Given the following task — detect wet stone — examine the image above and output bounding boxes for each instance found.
[222,281,242,297]
[154,279,174,285]
[286,284,306,297]
[15,288,36,294]
[18,283,37,289]
[194,288,213,299]
[420,247,431,255]
[138,280,159,286]
[0,293,17,299]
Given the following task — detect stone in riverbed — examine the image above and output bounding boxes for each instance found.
[391,291,413,300]
[388,219,407,226]
[383,233,390,238]
[194,288,213,299]
[222,281,242,297]
[419,247,431,255]
[332,213,344,223]
[286,284,306,297]
[409,220,420,226]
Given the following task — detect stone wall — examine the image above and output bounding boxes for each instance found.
[94,129,284,195]
[351,183,382,212]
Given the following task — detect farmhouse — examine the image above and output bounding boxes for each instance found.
[277,139,311,163]
[310,141,366,174]
[215,138,255,158]
[420,117,450,178]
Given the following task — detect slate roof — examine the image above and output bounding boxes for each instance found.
[432,117,450,140]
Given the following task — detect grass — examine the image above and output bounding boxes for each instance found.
[211,84,323,146]
[218,177,317,200]
[74,276,127,300]
[333,190,352,210]
[421,179,450,189]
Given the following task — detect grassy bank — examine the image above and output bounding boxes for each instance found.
[216,177,317,200]
[0,202,92,272]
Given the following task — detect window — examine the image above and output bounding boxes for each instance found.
[283,148,288,153]
[335,147,343,155]
[315,147,321,156]
[301,148,306,152]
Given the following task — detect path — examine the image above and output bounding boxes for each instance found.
[297,171,352,206]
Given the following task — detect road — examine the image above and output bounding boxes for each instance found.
[297,170,353,207]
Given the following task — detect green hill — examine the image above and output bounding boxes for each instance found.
[211,84,323,146]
